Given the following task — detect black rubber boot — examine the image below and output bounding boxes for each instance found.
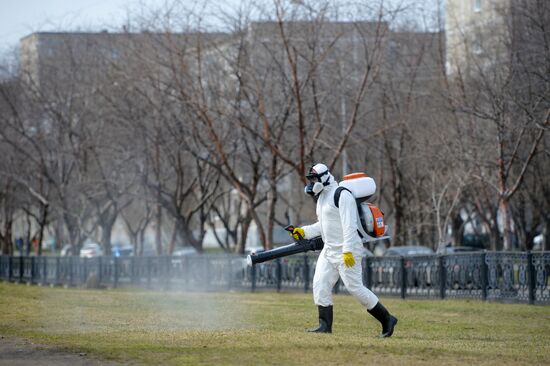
[367,302,398,338]
[308,305,333,333]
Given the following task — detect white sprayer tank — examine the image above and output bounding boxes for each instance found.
[338,173,376,200]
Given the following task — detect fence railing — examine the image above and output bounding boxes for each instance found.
[1,251,549,304]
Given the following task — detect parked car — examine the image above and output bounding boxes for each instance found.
[60,244,73,256]
[437,246,485,254]
[384,246,434,256]
[533,233,545,251]
[79,243,104,258]
[462,233,489,249]
[172,247,199,257]
[171,247,199,269]
[112,245,134,257]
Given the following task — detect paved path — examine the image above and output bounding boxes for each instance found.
[0,336,121,366]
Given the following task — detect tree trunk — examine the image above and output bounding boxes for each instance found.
[0,232,4,255]
[392,188,404,247]
[101,214,116,256]
[544,219,550,251]
[3,218,13,256]
[237,214,252,255]
[36,203,49,256]
[64,212,80,256]
[155,203,162,255]
[266,202,275,250]
[138,227,146,256]
[250,206,267,250]
[168,220,179,255]
[266,189,277,250]
[266,156,279,250]
[489,219,501,251]
[177,218,203,253]
[0,227,8,255]
[55,220,65,252]
[499,198,513,251]
[25,212,32,256]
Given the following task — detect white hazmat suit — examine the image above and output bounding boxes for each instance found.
[297,163,397,337]
[302,174,379,310]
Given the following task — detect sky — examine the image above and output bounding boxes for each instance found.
[0,0,156,52]
[0,0,252,55]
[0,0,438,55]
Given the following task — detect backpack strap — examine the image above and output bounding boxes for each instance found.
[334,186,365,239]
[334,187,352,208]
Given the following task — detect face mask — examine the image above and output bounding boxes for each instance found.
[304,170,330,196]
[305,181,325,196]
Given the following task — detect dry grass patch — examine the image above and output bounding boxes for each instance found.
[0,282,549,365]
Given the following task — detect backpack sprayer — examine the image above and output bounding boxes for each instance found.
[246,172,390,266]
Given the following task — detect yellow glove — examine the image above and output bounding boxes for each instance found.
[291,227,305,241]
[343,252,356,268]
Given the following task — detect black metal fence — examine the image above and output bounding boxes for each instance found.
[1,251,549,304]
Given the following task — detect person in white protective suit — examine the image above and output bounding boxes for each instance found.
[290,163,398,337]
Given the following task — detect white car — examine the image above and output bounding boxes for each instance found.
[60,244,74,256]
[533,234,544,251]
[172,247,199,256]
[79,243,104,258]
[171,247,199,267]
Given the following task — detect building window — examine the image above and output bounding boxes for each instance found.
[473,0,481,12]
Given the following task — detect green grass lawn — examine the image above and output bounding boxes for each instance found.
[0,282,549,365]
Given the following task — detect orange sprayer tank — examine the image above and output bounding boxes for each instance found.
[366,203,385,237]
[339,172,386,238]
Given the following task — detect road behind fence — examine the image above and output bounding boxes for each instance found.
[0,251,549,304]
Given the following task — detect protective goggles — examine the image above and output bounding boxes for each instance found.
[306,169,328,183]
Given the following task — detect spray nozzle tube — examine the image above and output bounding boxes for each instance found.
[246,237,323,266]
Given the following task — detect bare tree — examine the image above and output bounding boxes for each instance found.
[447,0,549,250]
